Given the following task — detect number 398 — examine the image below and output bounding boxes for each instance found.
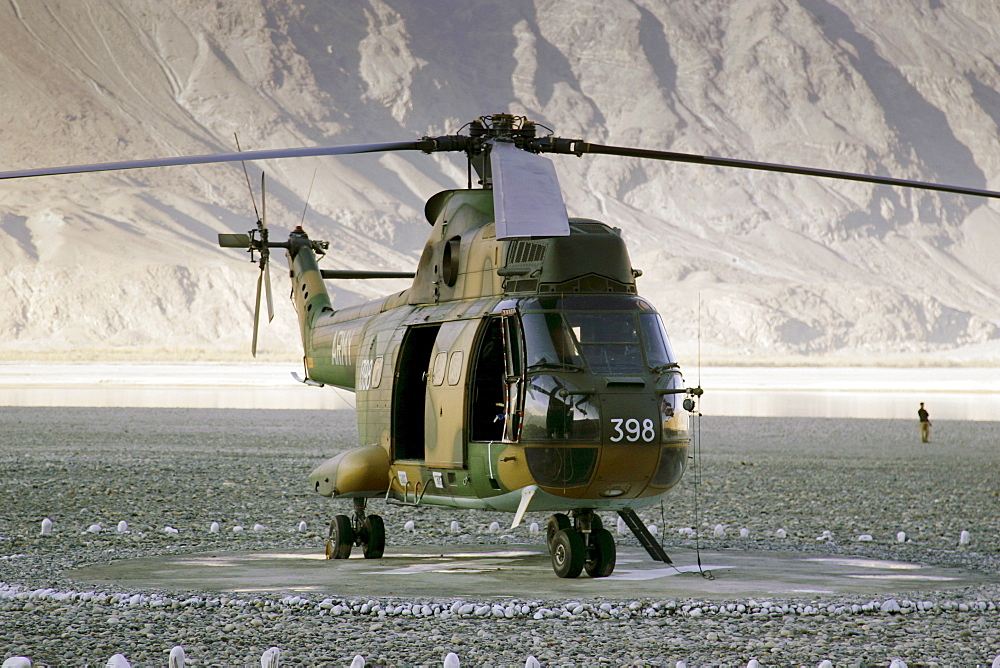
[609,418,656,443]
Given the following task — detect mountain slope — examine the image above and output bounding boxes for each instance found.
[1,0,999,361]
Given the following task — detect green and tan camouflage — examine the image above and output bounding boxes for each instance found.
[298,188,691,517]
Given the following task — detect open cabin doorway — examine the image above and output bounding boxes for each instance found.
[392,324,440,460]
[470,317,506,442]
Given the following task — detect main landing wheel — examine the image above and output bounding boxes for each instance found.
[545,511,617,578]
[360,514,385,559]
[584,527,616,578]
[550,528,585,578]
[546,513,571,553]
[326,514,354,559]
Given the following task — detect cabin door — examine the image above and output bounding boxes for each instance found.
[423,320,475,468]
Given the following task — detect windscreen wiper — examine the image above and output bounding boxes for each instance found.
[527,361,584,372]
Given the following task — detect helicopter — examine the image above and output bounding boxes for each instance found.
[4,113,1000,578]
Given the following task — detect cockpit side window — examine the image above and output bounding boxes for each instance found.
[521,312,583,369]
[639,313,676,368]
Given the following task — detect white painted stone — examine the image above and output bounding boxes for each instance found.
[2,658,32,668]
[260,647,281,668]
[168,646,186,668]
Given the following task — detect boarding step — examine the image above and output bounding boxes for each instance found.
[617,508,672,564]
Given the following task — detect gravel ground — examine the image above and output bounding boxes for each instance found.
[1,406,998,667]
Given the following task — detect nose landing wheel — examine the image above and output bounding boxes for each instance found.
[545,510,616,578]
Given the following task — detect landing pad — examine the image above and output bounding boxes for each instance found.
[69,545,993,600]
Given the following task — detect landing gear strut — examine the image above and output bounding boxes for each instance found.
[545,509,616,578]
[325,498,385,560]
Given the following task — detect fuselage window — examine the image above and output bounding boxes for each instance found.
[431,351,447,386]
[447,350,464,386]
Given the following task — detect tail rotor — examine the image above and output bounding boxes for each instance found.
[219,134,277,357]
[250,173,275,357]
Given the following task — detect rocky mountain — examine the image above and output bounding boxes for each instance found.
[2,0,999,362]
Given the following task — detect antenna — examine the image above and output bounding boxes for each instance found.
[234,133,260,222]
[300,168,318,226]
[698,292,702,390]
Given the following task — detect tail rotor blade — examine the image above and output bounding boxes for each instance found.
[252,268,264,358]
[261,172,267,231]
[264,261,274,323]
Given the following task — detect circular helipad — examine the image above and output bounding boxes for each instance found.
[69,544,993,599]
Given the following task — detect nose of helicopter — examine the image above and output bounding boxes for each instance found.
[516,438,688,502]
[587,442,661,498]
[588,440,688,499]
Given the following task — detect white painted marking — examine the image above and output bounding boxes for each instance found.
[845,574,958,581]
[806,558,921,570]
[608,565,733,581]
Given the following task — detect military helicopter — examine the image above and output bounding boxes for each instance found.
[4,113,1000,578]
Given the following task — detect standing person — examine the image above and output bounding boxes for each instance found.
[918,402,931,443]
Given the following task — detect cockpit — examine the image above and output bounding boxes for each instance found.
[519,295,676,375]
[469,295,680,444]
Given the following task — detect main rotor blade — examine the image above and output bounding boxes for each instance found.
[490,140,570,239]
[0,140,433,181]
[568,141,1000,200]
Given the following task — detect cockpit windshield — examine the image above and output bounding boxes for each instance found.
[518,296,676,375]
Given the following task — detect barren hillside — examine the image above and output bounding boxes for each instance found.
[2,0,999,362]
